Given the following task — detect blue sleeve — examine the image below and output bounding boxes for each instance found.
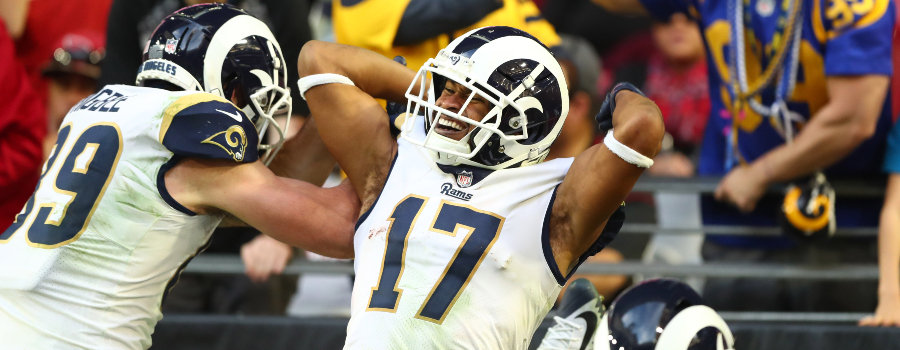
[160,93,260,163]
[637,0,692,21]
[823,0,895,76]
[883,121,900,173]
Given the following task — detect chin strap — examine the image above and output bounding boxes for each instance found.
[296,74,355,100]
[603,129,654,168]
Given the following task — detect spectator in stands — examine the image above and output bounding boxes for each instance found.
[642,13,707,176]
[600,12,708,175]
[332,0,562,73]
[40,31,106,158]
[548,34,601,160]
[861,121,900,327]
[98,0,315,315]
[594,0,893,312]
[0,1,45,230]
[13,0,112,107]
[542,0,651,55]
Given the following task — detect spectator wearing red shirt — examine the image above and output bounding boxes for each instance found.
[0,17,45,229]
[14,0,112,106]
[599,12,708,176]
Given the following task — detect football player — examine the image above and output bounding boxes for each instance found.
[297,27,664,348]
[0,4,358,350]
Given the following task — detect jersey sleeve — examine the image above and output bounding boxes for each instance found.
[159,93,260,163]
[636,0,694,21]
[819,0,894,76]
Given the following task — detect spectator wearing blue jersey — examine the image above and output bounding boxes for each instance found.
[592,0,893,311]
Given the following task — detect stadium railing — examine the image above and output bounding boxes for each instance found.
[183,176,886,323]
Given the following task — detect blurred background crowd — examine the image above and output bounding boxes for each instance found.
[1,0,899,327]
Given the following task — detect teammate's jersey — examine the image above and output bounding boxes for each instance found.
[333,0,561,72]
[0,85,259,350]
[344,118,573,350]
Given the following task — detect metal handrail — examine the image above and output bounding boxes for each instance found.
[183,255,879,280]
[619,223,877,236]
[632,176,886,197]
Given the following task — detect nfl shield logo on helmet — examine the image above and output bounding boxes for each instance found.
[456,170,473,188]
[164,39,178,54]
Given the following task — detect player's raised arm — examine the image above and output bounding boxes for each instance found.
[551,84,664,275]
[296,41,419,211]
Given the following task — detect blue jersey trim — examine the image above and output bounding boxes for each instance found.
[543,186,627,286]
[354,151,400,231]
[161,235,214,304]
[156,156,197,216]
[542,185,567,286]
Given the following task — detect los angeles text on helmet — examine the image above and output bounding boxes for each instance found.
[137,60,178,77]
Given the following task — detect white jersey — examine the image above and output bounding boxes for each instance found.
[0,85,260,350]
[345,118,574,350]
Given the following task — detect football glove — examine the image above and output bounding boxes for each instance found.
[595,82,647,133]
[386,56,408,136]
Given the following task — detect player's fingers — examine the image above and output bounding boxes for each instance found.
[886,317,900,327]
[714,183,726,201]
[859,316,877,326]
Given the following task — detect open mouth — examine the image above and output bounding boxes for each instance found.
[434,116,469,140]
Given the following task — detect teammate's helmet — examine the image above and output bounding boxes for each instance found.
[136,3,291,164]
[400,26,568,170]
[596,279,735,350]
[780,172,836,242]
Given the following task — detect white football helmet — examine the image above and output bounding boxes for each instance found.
[400,26,569,170]
[136,3,292,165]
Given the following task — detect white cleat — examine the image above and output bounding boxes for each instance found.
[537,278,604,350]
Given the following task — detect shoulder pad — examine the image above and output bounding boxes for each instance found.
[159,93,259,163]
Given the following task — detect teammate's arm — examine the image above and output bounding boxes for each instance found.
[551,90,664,275]
[297,41,419,210]
[715,75,889,212]
[166,158,360,259]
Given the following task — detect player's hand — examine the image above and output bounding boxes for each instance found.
[860,293,900,327]
[241,234,293,283]
[596,82,646,133]
[714,165,767,213]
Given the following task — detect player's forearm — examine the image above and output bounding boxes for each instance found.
[297,40,419,103]
[268,118,335,186]
[747,77,888,184]
[230,178,359,259]
[879,175,900,299]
